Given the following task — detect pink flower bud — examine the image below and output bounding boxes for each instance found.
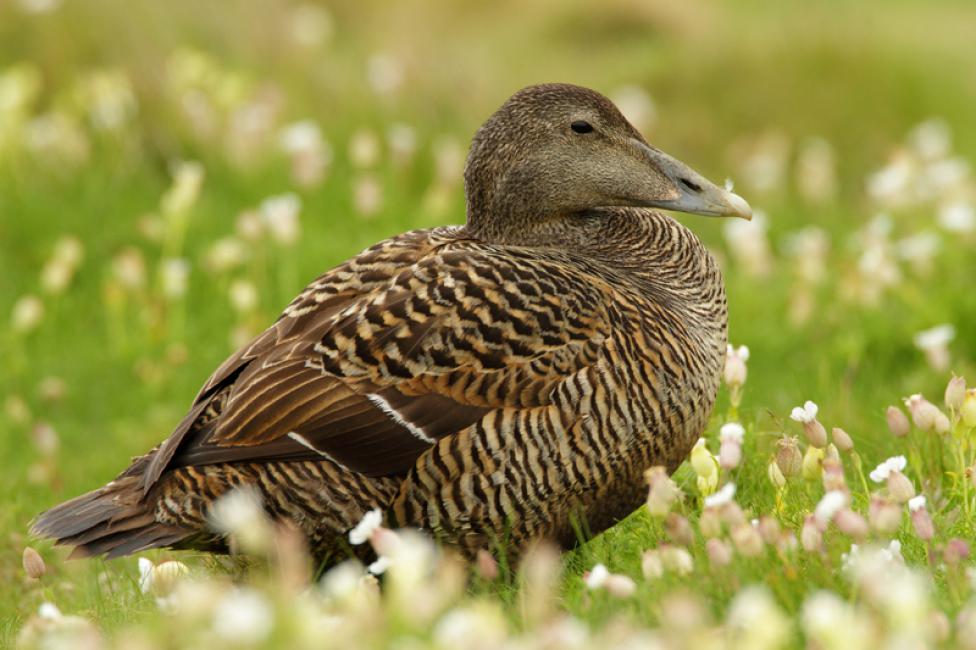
[731,523,764,558]
[775,437,803,478]
[801,515,823,553]
[944,538,970,565]
[723,345,749,388]
[830,427,854,452]
[719,440,742,470]
[946,376,967,412]
[645,467,680,518]
[720,501,747,528]
[698,508,723,539]
[641,550,663,579]
[665,513,695,547]
[886,406,910,437]
[604,574,637,598]
[834,509,868,541]
[868,495,903,534]
[909,496,935,540]
[905,394,945,433]
[801,420,828,448]
[476,549,499,580]
[887,470,916,503]
[705,538,733,568]
[821,458,847,492]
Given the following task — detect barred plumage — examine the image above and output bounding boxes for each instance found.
[32,83,751,564]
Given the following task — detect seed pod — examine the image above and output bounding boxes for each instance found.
[946,376,967,412]
[23,546,46,580]
[885,406,910,437]
[831,427,854,452]
[775,437,803,478]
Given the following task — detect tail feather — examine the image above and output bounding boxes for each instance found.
[30,476,193,559]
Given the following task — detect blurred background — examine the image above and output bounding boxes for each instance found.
[2,0,976,634]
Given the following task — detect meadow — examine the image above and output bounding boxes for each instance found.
[3,0,976,647]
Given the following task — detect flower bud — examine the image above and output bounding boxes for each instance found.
[963,389,976,428]
[723,344,749,388]
[830,427,854,452]
[821,458,846,493]
[946,375,967,412]
[775,437,803,478]
[659,544,695,575]
[801,445,825,481]
[720,501,747,529]
[698,507,723,539]
[868,495,902,535]
[905,394,944,433]
[665,513,695,547]
[645,466,680,518]
[604,574,637,598]
[731,523,764,558]
[690,439,719,496]
[476,549,499,581]
[944,538,970,566]
[641,550,664,579]
[719,440,742,470]
[23,546,46,580]
[909,496,935,541]
[705,538,733,568]
[886,406,910,437]
[803,420,828,448]
[767,460,786,489]
[887,469,916,503]
[834,509,868,541]
[800,515,823,553]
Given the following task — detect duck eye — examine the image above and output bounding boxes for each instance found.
[570,120,593,134]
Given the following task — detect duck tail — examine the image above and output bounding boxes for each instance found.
[30,476,191,559]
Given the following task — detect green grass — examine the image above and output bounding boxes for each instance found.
[3,0,976,646]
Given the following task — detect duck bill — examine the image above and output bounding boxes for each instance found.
[631,139,753,220]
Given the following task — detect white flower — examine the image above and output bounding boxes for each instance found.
[704,482,736,508]
[212,588,273,643]
[814,490,848,527]
[367,556,391,575]
[869,456,907,483]
[38,602,62,620]
[260,193,302,245]
[138,557,154,594]
[348,508,383,545]
[938,201,975,233]
[913,324,955,350]
[209,487,272,552]
[720,422,745,443]
[584,563,609,590]
[11,295,44,333]
[884,539,903,563]
[790,400,819,423]
[908,495,926,512]
[159,258,190,299]
[279,120,323,154]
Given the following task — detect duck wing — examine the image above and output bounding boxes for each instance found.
[138,229,610,492]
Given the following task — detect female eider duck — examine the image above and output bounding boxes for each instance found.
[33,83,751,563]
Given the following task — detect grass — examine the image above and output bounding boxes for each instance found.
[3,0,976,647]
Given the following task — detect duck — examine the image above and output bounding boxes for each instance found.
[32,83,751,564]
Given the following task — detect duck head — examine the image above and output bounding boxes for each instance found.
[464,83,751,242]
